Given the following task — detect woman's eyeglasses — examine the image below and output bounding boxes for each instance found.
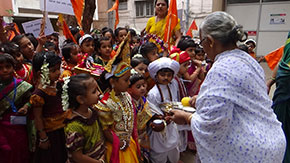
[200,37,206,45]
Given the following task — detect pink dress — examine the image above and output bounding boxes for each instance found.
[186,63,201,97]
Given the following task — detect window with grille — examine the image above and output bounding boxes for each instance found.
[119,0,128,10]
[135,0,154,17]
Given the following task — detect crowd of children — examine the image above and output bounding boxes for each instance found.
[0,19,226,163]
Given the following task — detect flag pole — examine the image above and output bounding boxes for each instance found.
[166,17,172,47]
[40,0,47,36]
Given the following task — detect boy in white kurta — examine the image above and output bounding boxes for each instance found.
[147,57,180,163]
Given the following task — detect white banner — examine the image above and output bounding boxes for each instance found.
[22,18,54,37]
[40,0,74,15]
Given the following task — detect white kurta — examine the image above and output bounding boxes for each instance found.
[147,80,180,153]
[191,49,286,162]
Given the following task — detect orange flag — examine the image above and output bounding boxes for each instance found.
[70,0,85,35]
[164,0,178,47]
[7,23,20,41]
[107,0,119,29]
[264,46,284,70]
[58,14,77,44]
[186,20,198,37]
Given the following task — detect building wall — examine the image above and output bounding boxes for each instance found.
[226,1,290,56]
[115,0,213,35]
[16,0,40,10]
[178,0,212,36]
[93,0,109,29]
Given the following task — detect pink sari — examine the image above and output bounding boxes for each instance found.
[0,78,31,163]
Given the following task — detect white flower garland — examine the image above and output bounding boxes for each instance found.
[130,68,139,75]
[61,76,70,111]
[40,57,50,89]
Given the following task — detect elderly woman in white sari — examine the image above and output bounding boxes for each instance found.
[170,11,286,163]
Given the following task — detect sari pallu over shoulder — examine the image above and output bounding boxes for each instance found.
[0,79,33,116]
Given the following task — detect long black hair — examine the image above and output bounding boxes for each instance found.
[32,51,61,73]
[62,42,78,62]
[129,72,145,87]
[154,0,169,7]
[139,42,158,59]
[58,73,93,109]
[0,53,16,68]
[177,36,197,51]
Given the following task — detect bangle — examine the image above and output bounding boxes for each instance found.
[25,102,31,108]
[120,140,127,150]
[99,159,105,163]
[39,137,49,143]
[187,114,194,125]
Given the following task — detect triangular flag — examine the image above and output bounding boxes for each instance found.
[186,20,198,37]
[7,23,20,41]
[264,46,284,70]
[58,14,77,44]
[70,0,85,35]
[164,0,178,48]
[107,0,119,29]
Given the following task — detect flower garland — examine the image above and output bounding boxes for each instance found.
[142,33,166,53]
[40,56,50,89]
[61,62,74,71]
[61,76,70,111]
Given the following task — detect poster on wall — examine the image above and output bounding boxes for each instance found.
[270,13,286,25]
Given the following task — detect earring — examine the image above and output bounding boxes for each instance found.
[111,88,116,98]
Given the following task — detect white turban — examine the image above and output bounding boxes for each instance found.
[148,57,180,80]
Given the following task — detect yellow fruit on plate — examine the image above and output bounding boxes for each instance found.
[181,97,191,106]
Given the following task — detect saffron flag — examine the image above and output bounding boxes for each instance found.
[278,32,290,71]
[164,0,178,47]
[7,23,20,41]
[186,20,198,38]
[70,0,85,35]
[264,46,284,70]
[107,0,119,29]
[58,14,77,44]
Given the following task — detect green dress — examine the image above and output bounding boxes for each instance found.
[64,109,105,162]
[273,32,290,163]
[94,57,108,67]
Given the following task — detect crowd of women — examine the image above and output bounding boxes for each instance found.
[0,0,289,163]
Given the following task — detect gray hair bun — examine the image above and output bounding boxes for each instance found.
[229,25,248,42]
[200,11,248,45]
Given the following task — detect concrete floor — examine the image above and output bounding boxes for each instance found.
[179,61,276,163]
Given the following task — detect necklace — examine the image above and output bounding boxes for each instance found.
[72,108,92,119]
[156,84,173,103]
[133,98,144,112]
[110,91,133,132]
